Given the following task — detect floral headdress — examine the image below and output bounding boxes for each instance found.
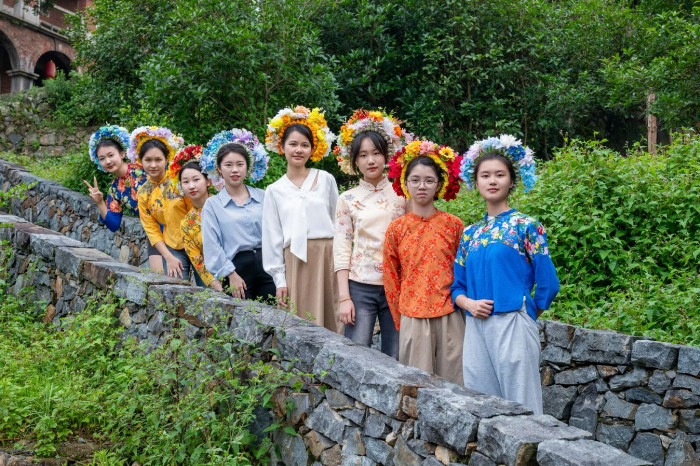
[459,134,537,192]
[201,128,270,188]
[265,105,335,162]
[387,139,463,201]
[127,126,183,164]
[88,125,130,172]
[168,145,203,191]
[333,109,407,175]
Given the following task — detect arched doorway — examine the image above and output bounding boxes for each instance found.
[0,32,19,95]
[33,51,72,87]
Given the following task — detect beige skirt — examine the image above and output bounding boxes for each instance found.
[284,238,340,333]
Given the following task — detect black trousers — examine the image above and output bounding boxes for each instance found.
[222,248,276,302]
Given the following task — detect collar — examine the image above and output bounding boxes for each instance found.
[358,177,389,192]
[152,174,169,186]
[483,208,517,222]
[220,185,262,207]
[408,210,441,222]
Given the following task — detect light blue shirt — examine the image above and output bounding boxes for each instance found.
[201,186,265,279]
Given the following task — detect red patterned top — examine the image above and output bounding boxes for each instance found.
[383,211,464,330]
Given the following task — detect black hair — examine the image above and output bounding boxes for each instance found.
[405,156,445,200]
[216,143,250,169]
[472,152,517,193]
[350,131,388,174]
[95,138,124,154]
[178,161,207,182]
[281,123,314,147]
[138,139,169,159]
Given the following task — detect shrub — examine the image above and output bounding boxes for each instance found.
[443,132,700,344]
[0,280,288,463]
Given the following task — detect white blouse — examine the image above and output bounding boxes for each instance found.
[262,168,339,288]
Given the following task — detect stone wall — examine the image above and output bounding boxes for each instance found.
[539,321,700,465]
[0,91,95,156]
[2,157,699,464]
[0,158,147,266]
[0,213,651,465]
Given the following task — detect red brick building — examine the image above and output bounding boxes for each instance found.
[0,0,91,94]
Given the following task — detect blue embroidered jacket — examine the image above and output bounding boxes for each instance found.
[450,208,560,320]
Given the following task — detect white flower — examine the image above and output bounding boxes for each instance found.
[499,134,521,148]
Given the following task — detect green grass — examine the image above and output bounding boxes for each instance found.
[0,254,286,464]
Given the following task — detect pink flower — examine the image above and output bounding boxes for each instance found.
[419,140,435,154]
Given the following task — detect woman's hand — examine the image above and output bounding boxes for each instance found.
[83,176,104,204]
[338,299,355,325]
[469,299,494,319]
[82,176,108,218]
[276,287,289,308]
[456,295,493,319]
[226,272,247,299]
[210,280,224,292]
[164,253,184,279]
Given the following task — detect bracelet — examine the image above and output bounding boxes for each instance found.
[339,297,352,304]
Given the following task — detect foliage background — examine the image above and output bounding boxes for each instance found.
[55,0,699,156]
[442,133,700,346]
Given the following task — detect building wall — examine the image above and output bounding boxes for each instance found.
[0,0,91,92]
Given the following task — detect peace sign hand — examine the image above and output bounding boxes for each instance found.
[83,176,104,205]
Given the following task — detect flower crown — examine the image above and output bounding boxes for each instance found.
[265,105,335,162]
[387,139,463,201]
[201,128,270,188]
[127,126,183,164]
[88,125,130,172]
[333,109,405,175]
[459,134,537,193]
[168,144,203,189]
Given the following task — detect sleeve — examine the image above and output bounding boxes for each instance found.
[201,200,236,279]
[100,211,123,232]
[333,194,353,272]
[181,216,214,286]
[450,227,471,307]
[262,188,287,288]
[526,221,560,311]
[382,222,402,330]
[327,172,340,219]
[138,190,165,246]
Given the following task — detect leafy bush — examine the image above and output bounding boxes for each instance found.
[0,275,288,463]
[443,132,700,344]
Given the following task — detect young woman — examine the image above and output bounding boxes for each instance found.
[129,126,194,280]
[451,135,559,413]
[83,125,162,271]
[262,106,340,332]
[332,110,408,358]
[383,140,465,383]
[165,144,220,290]
[201,129,275,300]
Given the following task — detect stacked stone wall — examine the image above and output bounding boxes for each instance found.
[2,157,700,464]
[0,158,146,265]
[539,320,700,464]
[0,213,651,465]
[0,91,95,156]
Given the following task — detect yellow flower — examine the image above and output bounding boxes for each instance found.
[270,117,284,129]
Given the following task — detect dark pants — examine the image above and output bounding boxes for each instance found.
[344,280,399,359]
[222,248,276,302]
[163,245,204,287]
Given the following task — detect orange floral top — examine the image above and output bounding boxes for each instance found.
[383,210,464,330]
[181,206,214,286]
